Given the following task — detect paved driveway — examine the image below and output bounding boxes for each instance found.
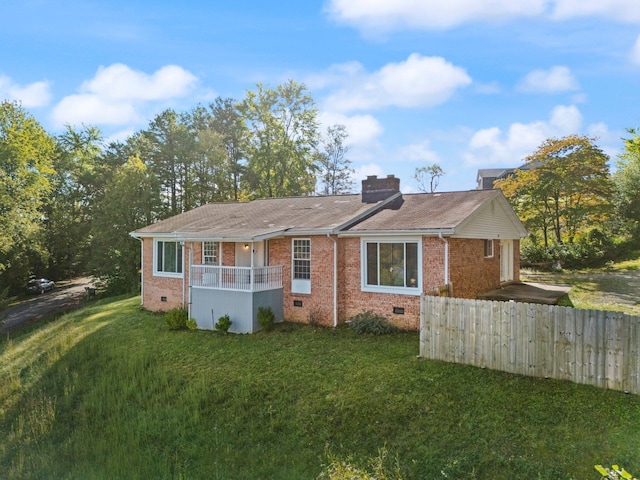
[477,281,572,304]
[0,277,94,334]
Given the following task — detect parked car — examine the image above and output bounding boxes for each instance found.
[27,278,55,294]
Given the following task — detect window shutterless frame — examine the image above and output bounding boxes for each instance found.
[153,240,183,277]
[291,238,311,294]
[361,237,421,295]
[202,241,220,265]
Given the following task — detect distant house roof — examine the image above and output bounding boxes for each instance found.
[476,163,538,190]
[131,189,527,241]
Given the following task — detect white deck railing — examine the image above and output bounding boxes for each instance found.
[190,265,283,292]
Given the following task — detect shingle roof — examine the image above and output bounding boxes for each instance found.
[132,194,390,240]
[344,190,500,232]
[131,189,523,240]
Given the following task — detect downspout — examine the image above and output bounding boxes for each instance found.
[180,241,186,309]
[135,237,144,305]
[438,232,449,287]
[327,233,338,327]
[250,241,254,292]
[187,244,193,319]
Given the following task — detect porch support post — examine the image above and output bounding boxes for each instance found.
[250,241,254,292]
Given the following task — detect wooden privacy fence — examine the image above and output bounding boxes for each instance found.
[420,296,640,394]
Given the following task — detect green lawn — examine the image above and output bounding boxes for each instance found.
[1,296,639,479]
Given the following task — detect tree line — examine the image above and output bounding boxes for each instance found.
[2,79,640,297]
[0,80,355,296]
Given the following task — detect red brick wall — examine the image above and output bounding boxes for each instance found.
[272,235,337,327]
[222,242,235,265]
[141,238,186,312]
[448,238,500,298]
[338,237,441,331]
[140,235,520,331]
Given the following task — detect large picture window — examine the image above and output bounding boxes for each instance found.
[202,241,219,265]
[155,240,183,276]
[363,239,420,294]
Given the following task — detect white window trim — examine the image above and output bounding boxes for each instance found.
[202,241,220,266]
[153,239,184,278]
[292,238,311,294]
[360,237,422,296]
[484,239,494,258]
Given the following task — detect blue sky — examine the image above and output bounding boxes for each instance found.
[2,0,639,192]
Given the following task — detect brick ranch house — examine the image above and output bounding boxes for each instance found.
[130,175,527,333]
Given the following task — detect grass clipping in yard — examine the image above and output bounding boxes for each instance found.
[1,296,639,479]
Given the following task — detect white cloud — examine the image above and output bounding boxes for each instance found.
[0,74,51,107]
[517,66,579,93]
[81,64,198,101]
[51,63,198,127]
[549,104,582,132]
[322,54,471,112]
[325,0,547,31]
[551,0,640,23]
[353,163,386,183]
[463,104,583,166]
[53,94,139,126]
[325,0,640,33]
[398,140,442,164]
[631,34,640,65]
[318,111,384,147]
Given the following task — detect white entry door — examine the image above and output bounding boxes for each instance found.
[235,242,264,267]
[500,240,514,283]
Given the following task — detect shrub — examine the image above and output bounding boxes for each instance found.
[348,311,398,335]
[165,307,189,330]
[186,318,198,330]
[215,314,232,334]
[257,306,275,332]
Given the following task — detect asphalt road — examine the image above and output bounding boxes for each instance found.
[0,277,94,334]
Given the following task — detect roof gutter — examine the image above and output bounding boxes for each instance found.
[337,228,456,238]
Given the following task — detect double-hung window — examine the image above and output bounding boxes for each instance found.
[202,241,220,265]
[362,238,420,294]
[154,240,183,277]
[292,238,311,294]
[484,239,494,258]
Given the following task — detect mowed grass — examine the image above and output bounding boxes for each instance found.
[1,296,639,479]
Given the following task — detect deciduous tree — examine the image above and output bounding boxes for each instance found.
[45,125,102,279]
[495,135,613,247]
[317,124,354,195]
[240,80,319,198]
[614,128,640,238]
[91,156,162,294]
[0,101,56,291]
[413,164,444,193]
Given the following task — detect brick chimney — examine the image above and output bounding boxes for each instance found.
[361,174,401,203]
